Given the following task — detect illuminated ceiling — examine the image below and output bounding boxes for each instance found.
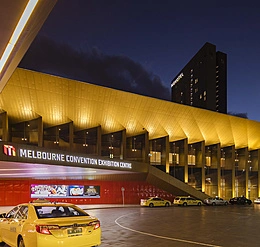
[1,68,260,150]
[0,0,57,92]
[0,161,135,179]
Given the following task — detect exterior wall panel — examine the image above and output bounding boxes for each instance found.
[0,179,174,206]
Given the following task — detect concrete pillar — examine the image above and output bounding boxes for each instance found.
[1,112,8,141]
[231,145,236,198]
[143,131,149,163]
[257,149,260,197]
[37,117,43,147]
[184,138,188,183]
[201,141,205,192]
[121,129,126,159]
[165,136,170,173]
[69,122,73,150]
[217,143,221,197]
[245,148,249,198]
[97,126,101,156]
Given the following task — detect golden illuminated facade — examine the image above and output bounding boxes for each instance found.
[0,0,260,201]
[0,68,260,200]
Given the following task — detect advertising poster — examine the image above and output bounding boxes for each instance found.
[68,185,84,196]
[31,184,100,198]
[84,185,100,197]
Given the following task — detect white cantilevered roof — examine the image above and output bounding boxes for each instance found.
[0,0,57,92]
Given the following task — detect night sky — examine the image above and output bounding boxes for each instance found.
[19,0,260,121]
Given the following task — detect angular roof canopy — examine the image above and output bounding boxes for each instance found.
[1,68,260,150]
[0,0,260,151]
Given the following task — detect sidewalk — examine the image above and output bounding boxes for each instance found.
[81,204,139,210]
[0,204,139,214]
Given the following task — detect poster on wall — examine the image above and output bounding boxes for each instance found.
[30,184,100,198]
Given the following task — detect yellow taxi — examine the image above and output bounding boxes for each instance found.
[140,197,171,207]
[173,196,203,206]
[0,200,101,247]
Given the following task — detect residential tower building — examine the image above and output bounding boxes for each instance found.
[171,42,227,113]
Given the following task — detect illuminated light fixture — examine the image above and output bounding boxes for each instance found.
[0,168,48,171]
[188,145,195,165]
[0,0,39,74]
[235,152,239,163]
[22,122,27,141]
[248,154,251,164]
[171,143,179,165]
[54,127,60,144]
[109,134,114,158]
[132,137,137,152]
[83,131,88,147]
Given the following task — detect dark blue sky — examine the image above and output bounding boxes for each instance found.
[25,0,260,121]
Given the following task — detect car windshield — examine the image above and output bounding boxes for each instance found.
[34,205,89,219]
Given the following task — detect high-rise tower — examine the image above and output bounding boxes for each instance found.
[171,42,227,113]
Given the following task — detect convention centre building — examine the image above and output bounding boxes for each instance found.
[0,0,260,206]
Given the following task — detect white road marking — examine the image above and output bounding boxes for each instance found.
[115,214,222,247]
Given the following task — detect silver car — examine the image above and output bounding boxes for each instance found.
[204,197,228,206]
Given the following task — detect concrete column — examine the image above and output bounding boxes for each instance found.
[257,149,260,196]
[97,126,101,156]
[201,141,205,192]
[231,145,236,198]
[143,131,149,163]
[217,143,221,197]
[121,129,126,159]
[165,136,170,173]
[245,148,249,198]
[69,122,73,150]
[1,112,8,141]
[184,138,188,183]
[37,117,43,147]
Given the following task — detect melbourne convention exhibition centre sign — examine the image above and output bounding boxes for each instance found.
[0,143,136,171]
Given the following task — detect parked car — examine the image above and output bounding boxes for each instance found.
[173,196,203,206]
[204,197,229,206]
[254,197,260,204]
[0,200,101,247]
[140,197,171,207]
[229,196,252,205]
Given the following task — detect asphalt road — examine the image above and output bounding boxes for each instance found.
[94,204,260,247]
[1,204,260,247]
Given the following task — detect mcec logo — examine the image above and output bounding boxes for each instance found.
[3,145,16,156]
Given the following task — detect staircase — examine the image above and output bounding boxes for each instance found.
[146,166,209,201]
